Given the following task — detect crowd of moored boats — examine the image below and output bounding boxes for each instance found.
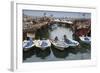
[23,35,91,60]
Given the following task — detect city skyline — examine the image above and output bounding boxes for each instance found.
[23,10,91,19]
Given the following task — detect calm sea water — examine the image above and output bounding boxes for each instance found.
[49,24,73,41]
[23,24,91,62]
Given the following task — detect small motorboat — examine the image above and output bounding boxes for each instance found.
[35,40,51,59]
[35,40,51,49]
[64,39,79,47]
[79,36,91,44]
[50,40,69,58]
[23,40,35,51]
[23,40,35,60]
[51,40,69,50]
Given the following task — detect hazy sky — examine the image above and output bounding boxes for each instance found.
[23,10,91,19]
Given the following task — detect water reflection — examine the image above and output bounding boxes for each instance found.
[49,24,73,41]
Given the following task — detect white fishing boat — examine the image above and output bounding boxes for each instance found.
[23,40,35,51]
[79,36,91,44]
[23,38,36,60]
[50,40,69,50]
[35,39,51,59]
[50,40,69,58]
[64,39,79,47]
[35,40,51,49]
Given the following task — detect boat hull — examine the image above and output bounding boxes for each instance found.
[35,47,51,59]
[51,44,68,58]
[23,46,35,60]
